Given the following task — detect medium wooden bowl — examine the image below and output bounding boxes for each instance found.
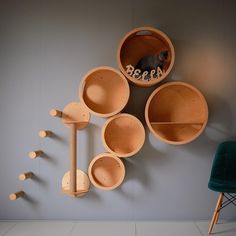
[102,113,145,157]
[88,153,125,190]
[79,66,130,117]
[145,81,208,144]
[117,27,175,87]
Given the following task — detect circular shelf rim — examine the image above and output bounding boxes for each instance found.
[102,113,145,157]
[117,26,175,87]
[145,81,208,145]
[79,66,130,118]
[88,152,125,190]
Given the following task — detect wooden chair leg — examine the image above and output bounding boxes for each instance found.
[214,193,223,224]
[208,192,224,234]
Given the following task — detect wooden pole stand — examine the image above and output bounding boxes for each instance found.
[70,123,77,193]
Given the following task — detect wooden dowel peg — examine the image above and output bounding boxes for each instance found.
[28,150,43,159]
[50,109,63,118]
[9,191,25,201]
[18,172,33,181]
[39,130,52,138]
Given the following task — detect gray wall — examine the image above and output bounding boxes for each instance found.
[0,0,236,220]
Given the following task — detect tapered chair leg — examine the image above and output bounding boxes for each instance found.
[208,192,224,234]
[214,193,223,224]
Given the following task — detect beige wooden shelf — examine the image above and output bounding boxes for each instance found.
[102,113,145,158]
[79,66,130,118]
[117,26,175,87]
[88,153,125,191]
[150,122,203,125]
[145,81,208,145]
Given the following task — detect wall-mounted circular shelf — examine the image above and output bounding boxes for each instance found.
[62,102,90,129]
[62,169,90,197]
[79,66,130,118]
[88,153,125,190]
[102,113,145,157]
[117,27,175,87]
[145,81,208,145]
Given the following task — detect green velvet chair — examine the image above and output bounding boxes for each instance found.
[208,141,236,234]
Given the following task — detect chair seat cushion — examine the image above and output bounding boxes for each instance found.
[208,179,236,193]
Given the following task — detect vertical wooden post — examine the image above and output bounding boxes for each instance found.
[208,192,224,234]
[70,123,77,193]
[9,191,25,201]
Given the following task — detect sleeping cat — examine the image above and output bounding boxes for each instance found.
[135,50,168,80]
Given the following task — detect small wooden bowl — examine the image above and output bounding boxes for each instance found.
[117,27,175,87]
[145,81,208,145]
[102,113,145,157]
[79,66,130,117]
[88,153,125,190]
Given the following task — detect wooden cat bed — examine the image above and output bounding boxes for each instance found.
[79,66,130,117]
[117,27,175,87]
[145,82,208,144]
[88,153,125,190]
[102,113,145,157]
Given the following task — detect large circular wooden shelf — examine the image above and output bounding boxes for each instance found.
[145,82,208,145]
[79,66,130,117]
[102,113,145,157]
[117,27,175,87]
[88,153,125,190]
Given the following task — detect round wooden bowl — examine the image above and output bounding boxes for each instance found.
[88,153,125,190]
[79,66,130,117]
[117,27,175,87]
[145,82,208,145]
[102,113,145,157]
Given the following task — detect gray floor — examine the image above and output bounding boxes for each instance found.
[1,221,236,236]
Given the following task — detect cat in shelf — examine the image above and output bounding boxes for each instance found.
[135,50,169,81]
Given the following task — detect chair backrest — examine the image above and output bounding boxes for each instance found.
[208,141,236,193]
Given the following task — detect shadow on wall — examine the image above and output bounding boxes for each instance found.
[119,38,235,194]
[162,39,235,158]
[172,39,235,95]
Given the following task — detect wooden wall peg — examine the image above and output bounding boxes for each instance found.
[28,150,43,159]
[18,172,33,181]
[9,191,25,201]
[39,130,52,138]
[50,109,63,118]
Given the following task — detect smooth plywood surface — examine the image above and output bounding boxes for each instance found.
[145,81,208,144]
[117,27,175,87]
[80,66,130,117]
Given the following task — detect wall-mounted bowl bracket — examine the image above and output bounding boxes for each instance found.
[61,102,90,197]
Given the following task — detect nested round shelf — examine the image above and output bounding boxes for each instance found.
[102,113,145,158]
[88,153,125,190]
[117,27,175,87]
[79,66,130,118]
[145,81,208,145]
